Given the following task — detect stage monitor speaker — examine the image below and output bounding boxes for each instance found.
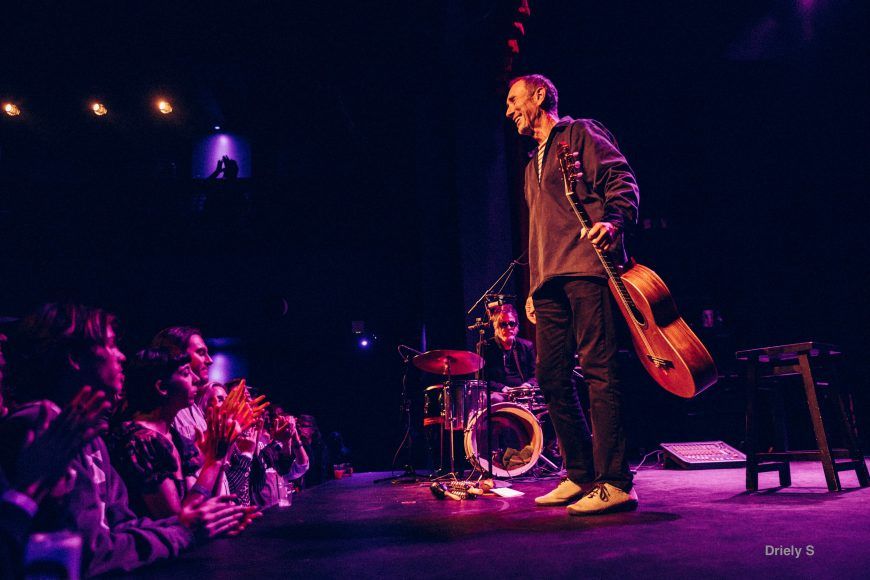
[659,441,746,469]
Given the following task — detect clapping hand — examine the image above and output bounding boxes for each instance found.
[179,494,260,540]
[273,415,299,445]
[226,505,262,536]
[222,379,269,429]
[197,404,240,463]
[196,379,267,460]
[234,426,259,455]
[15,386,111,502]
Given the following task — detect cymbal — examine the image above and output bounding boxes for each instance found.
[413,349,484,376]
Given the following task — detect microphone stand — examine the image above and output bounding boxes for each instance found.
[375,346,431,484]
[465,251,527,480]
[465,251,527,317]
[474,323,493,481]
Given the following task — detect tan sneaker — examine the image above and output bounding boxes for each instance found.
[566,483,638,516]
[534,478,586,506]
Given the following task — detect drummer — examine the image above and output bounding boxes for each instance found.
[480,304,537,399]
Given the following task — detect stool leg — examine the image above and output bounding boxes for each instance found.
[829,380,870,487]
[799,354,840,491]
[745,361,759,491]
[772,388,790,451]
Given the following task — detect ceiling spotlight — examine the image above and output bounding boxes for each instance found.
[3,103,21,117]
[157,100,173,115]
[91,102,108,116]
[213,125,221,131]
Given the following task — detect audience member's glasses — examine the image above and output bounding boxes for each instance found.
[498,321,518,329]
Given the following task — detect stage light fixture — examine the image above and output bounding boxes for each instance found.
[91,102,108,116]
[213,125,221,131]
[3,103,21,116]
[157,100,173,114]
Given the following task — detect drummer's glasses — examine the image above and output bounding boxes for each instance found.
[497,321,518,329]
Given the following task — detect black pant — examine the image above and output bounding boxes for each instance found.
[534,276,632,491]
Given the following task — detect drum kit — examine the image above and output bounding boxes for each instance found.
[413,349,560,479]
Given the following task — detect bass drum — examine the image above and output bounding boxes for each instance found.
[464,403,543,478]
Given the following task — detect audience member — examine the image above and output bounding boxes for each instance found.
[2,303,257,576]
[273,413,310,479]
[109,348,240,519]
[297,414,331,487]
[0,302,338,576]
[149,327,213,442]
[1,385,108,579]
[198,382,228,410]
[149,327,243,497]
[224,382,307,507]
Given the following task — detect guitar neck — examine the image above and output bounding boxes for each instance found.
[556,141,641,324]
[563,187,633,301]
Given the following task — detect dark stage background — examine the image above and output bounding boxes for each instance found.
[2,1,867,470]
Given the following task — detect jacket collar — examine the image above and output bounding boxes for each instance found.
[527,116,573,158]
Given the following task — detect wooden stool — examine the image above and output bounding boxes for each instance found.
[736,342,869,492]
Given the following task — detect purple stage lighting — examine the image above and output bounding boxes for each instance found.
[209,352,249,384]
[359,338,369,348]
[192,132,252,178]
[205,337,248,384]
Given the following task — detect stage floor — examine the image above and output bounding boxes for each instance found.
[127,461,870,579]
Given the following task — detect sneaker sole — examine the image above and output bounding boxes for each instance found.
[534,495,583,507]
[567,500,639,516]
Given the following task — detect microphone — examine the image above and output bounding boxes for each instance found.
[485,294,516,311]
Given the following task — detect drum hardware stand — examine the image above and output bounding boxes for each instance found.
[412,349,484,482]
[534,453,561,473]
[442,359,462,479]
[375,345,431,484]
[424,358,463,481]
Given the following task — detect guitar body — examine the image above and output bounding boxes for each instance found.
[610,260,718,398]
[555,141,717,398]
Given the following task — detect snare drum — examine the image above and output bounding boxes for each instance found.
[463,403,543,478]
[504,384,546,412]
[422,380,489,431]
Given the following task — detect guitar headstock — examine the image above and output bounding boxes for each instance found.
[557,142,583,186]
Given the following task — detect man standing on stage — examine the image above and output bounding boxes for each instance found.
[505,74,639,515]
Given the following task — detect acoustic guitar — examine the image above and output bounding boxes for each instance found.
[556,142,717,398]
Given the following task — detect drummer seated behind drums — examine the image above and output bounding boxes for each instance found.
[480,304,537,402]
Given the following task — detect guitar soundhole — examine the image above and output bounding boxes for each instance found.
[630,306,646,327]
